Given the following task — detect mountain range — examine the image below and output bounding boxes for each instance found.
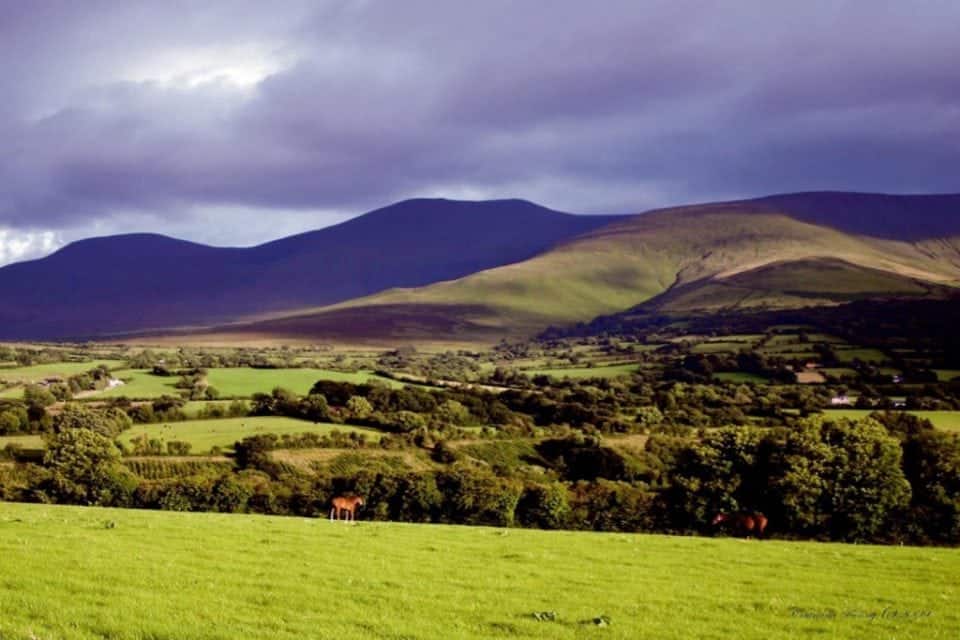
[0,199,619,339]
[2,192,959,343]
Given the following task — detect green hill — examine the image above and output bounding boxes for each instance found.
[200,205,960,343]
[640,258,956,312]
[1,502,957,639]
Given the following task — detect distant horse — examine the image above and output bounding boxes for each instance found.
[330,495,364,522]
[712,512,768,538]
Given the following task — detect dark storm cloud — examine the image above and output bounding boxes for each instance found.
[1,0,958,251]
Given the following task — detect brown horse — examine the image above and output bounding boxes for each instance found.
[712,511,768,538]
[330,495,364,522]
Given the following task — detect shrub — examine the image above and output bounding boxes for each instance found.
[43,428,137,506]
[517,483,571,529]
[166,441,192,456]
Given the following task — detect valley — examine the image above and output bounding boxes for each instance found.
[5,6,958,638]
[1,193,959,640]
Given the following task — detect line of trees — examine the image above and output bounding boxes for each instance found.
[1,402,956,545]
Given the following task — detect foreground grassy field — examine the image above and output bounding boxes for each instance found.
[0,503,956,640]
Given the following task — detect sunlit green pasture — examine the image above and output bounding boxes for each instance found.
[764,334,804,347]
[204,368,401,397]
[0,386,23,398]
[2,417,383,455]
[820,367,859,379]
[525,363,639,380]
[823,409,960,432]
[0,434,43,449]
[0,360,125,383]
[833,348,888,364]
[0,502,956,640]
[757,347,819,358]
[98,368,402,399]
[691,341,752,354]
[713,372,769,384]
[122,416,383,453]
[96,369,180,398]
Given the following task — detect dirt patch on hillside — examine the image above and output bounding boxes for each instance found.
[606,434,649,454]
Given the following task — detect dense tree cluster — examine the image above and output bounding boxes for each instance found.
[126,347,341,372]
[2,330,958,547]
[2,395,956,544]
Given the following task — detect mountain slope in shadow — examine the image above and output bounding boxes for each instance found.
[0,199,621,339]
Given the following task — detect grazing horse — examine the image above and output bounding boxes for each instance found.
[330,495,364,522]
[712,511,768,538]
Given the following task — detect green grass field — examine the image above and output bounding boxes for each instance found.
[123,417,382,453]
[691,341,753,354]
[820,368,859,379]
[0,360,126,382]
[823,409,960,432]
[0,502,956,640]
[833,348,888,364]
[99,368,401,399]
[0,434,43,449]
[204,368,401,397]
[0,386,23,398]
[96,369,181,398]
[713,372,769,384]
[757,347,819,358]
[525,363,639,380]
[765,334,803,347]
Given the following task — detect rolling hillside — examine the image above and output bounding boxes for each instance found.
[207,194,960,343]
[636,258,958,313]
[738,192,960,240]
[0,199,620,339]
[3,191,958,343]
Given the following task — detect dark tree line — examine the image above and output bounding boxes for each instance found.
[2,402,956,545]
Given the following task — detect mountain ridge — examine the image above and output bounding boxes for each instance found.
[2,191,959,342]
[0,199,622,339]
[199,193,960,343]
[640,191,960,240]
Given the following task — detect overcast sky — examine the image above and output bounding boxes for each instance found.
[1,0,958,264]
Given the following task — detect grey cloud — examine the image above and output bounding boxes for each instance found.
[0,0,958,248]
